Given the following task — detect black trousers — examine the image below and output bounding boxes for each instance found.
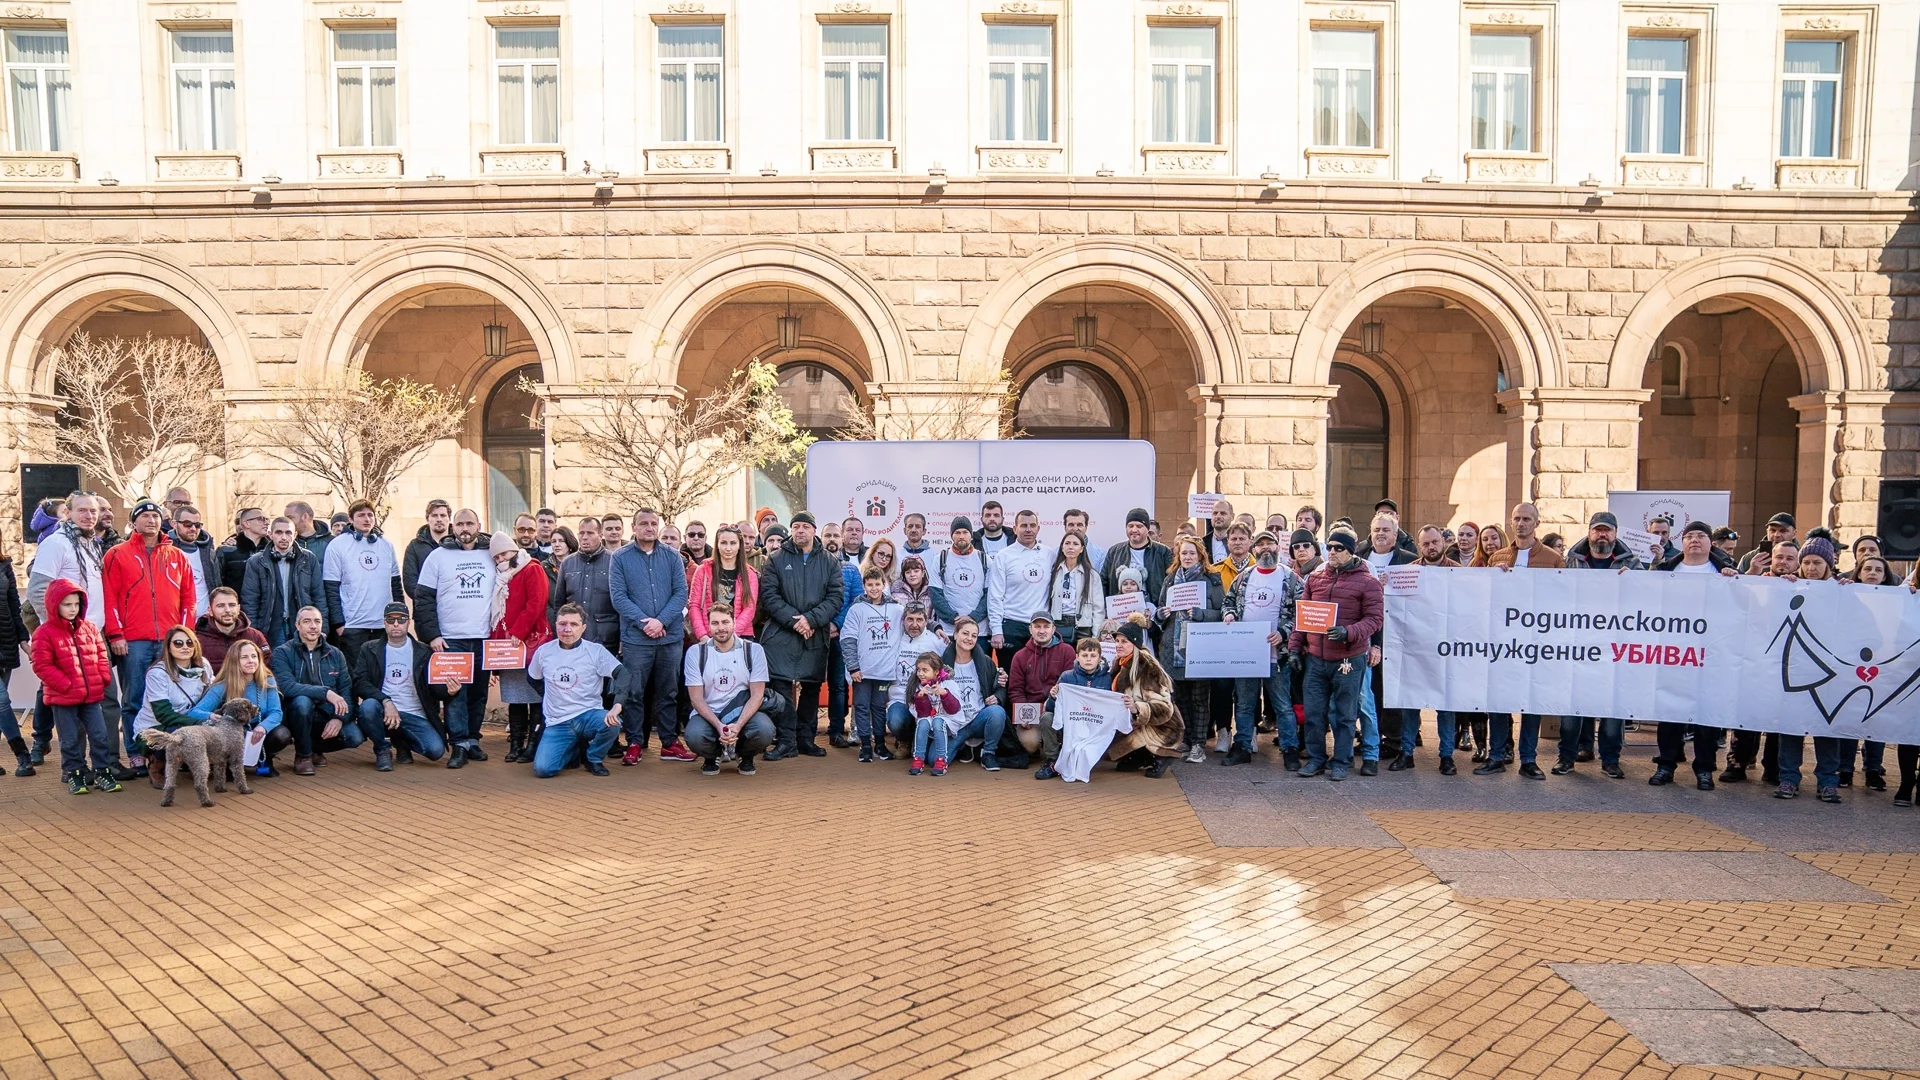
[1654,722,1719,775]
[1730,729,1780,775]
[773,679,822,749]
[1173,679,1210,747]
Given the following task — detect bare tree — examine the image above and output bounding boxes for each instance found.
[834,370,1021,442]
[253,371,466,520]
[543,359,810,522]
[52,332,227,507]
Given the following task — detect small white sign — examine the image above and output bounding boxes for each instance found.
[1189,493,1222,519]
[1105,592,1144,620]
[1164,581,1206,611]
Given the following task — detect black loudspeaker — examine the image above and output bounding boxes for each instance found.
[20,463,80,545]
[1878,479,1920,560]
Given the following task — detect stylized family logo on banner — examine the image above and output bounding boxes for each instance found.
[1384,566,1920,742]
[805,440,1158,554]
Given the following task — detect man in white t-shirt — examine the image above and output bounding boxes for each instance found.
[528,604,628,778]
[413,510,498,767]
[986,509,1050,662]
[930,517,989,634]
[682,605,773,775]
[323,499,402,664]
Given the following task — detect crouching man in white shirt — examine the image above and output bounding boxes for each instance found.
[683,604,774,775]
[527,603,628,778]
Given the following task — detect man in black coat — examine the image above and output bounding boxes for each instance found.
[547,516,619,651]
[352,603,453,764]
[241,516,325,649]
[1102,508,1173,605]
[216,507,270,593]
[756,512,845,759]
[402,499,453,600]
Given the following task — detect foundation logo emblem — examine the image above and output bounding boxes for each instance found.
[848,479,904,534]
[1769,593,1920,725]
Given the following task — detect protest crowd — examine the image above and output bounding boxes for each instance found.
[9,485,1920,807]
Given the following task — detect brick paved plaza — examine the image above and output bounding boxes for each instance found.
[3,724,1919,1080]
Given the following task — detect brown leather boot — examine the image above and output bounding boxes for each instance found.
[294,755,316,776]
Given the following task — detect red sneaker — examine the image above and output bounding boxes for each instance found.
[621,744,644,766]
[909,757,925,776]
[932,758,948,776]
[659,741,697,762]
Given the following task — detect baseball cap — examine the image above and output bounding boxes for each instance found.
[1588,511,1619,530]
[1767,512,1796,528]
[382,602,410,620]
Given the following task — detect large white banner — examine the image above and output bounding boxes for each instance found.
[805,440,1156,555]
[1384,566,1920,742]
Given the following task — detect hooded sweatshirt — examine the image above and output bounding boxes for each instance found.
[30,579,112,706]
[840,593,906,679]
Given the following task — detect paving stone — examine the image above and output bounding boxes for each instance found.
[1550,964,1731,1011]
[1755,1009,1920,1068]
[1606,1008,1817,1067]
[1683,966,1881,1012]
[1427,850,1889,900]
[1829,969,1920,1012]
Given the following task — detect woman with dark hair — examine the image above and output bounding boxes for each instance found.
[688,526,759,640]
[1157,536,1225,764]
[1045,531,1104,641]
[490,533,552,763]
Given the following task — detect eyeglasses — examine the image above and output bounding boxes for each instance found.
[686,531,705,539]
[168,638,192,648]
[384,615,409,624]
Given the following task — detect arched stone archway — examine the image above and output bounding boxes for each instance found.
[297,240,579,387]
[631,239,910,388]
[0,246,256,394]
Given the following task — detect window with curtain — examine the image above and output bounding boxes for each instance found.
[1469,32,1531,152]
[1780,39,1841,158]
[496,25,560,145]
[987,23,1051,143]
[822,23,886,141]
[1311,29,1375,148]
[659,24,722,143]
[5,29,70,153]
[1625,36,1687,155]
[1149,26,1215,144]
[170,30,235,151]
[332,29,397,148]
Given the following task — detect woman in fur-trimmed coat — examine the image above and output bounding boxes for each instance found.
[1101,620,1183,778]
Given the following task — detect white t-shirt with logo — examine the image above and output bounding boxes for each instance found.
[1514,545,1531,568]
[324,533,399,630]
[415,546,496,639]
[383,643,423,716]
[935,548,988,630]
[947,659,984,730]
[889,630,945,705]
[987,542,1051,632]
[1365,549,1395,577]
[529,639,623,721]
[1239,566,1292,658]
[682,638,768,714]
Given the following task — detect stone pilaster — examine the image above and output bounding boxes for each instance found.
[1791,389,1900,534]
[0,392,60,549]
[1496,387,1653,530]
[1193,383,1337,520]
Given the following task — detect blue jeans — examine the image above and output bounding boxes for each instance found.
[684,708,775,760]
[1303,655,1364,773]
[438,639,485,748]
[118,638,162,755]
[886,701,914,746]
[1401,710,1457,758]
[827,635,849,737]
[532,709,620,778]
[850,679,892,743]
[1235,667,1296,753]
[1357,676,1382,762]
[1558,716,1623,767]
[54,701,112,775]
[913,716,951,762]
[1491,713,1542,766]
[949,704,1008,760]
[1779,735,1847,790]
[0,672,18,742]
[357,699,441,759]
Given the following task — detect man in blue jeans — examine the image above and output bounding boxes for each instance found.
[610,508,689,764]
[1286,528,1383,782]
[1224,530,1302,768]
[351,604,450,765]
[1776,734,1849,803]
[529,605,628,778]
[682,606,774,775]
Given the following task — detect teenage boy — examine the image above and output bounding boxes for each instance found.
[841,569,905,762]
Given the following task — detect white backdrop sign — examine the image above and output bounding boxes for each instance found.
[806,440,1156,555]
[1608,490,1732,533]
[1384,566,1920,741]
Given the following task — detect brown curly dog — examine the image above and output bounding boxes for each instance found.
[142,698,258,807]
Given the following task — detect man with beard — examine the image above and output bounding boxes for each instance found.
[1200,499,1236,564]
[610,508,690,763]
[170,504,218,618]
[1102,508,1173,606]
[1287,528,1383,781]
[401,501,452,602]
[976,501,1011,556]
[1553,512,1642,780]
[930,517,989,635]
[1388,525,1462,774]
[1738,512,1796,573]
[1224,530,1303,767]
[550,517,620,651]
[413,508,495,768]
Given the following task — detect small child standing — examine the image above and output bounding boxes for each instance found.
[840,569,905,762]
[29,579,119,794]
[906,653,961,776]
[1036,636,1114,779]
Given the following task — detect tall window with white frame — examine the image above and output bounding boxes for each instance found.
[987,23,1051,142]
[1780,39,1841,158]
[1149,26,1215,143]
[1469,32,1530,152]
[1311,28,1375,147]
[170,30,235,151]
[332,29,396,148]
[659,24,722,143]
[5,28,69,152]
[496,25,559,145]
[822,23,886,141]
[1624,36,1687,155]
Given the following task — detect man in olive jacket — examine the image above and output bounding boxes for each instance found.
[756,512,845,759]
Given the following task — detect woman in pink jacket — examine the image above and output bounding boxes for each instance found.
[688,525,759,641]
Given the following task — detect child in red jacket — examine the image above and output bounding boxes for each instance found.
[30,578,120,794]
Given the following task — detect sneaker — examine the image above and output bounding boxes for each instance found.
[1143,757,1171,778]
[1551,759,1576,776]
[128,754,147,773]
[374,749,393,772]
[858,747,873,763]
[92,767,122,793]
[660,742,697,762]
[621,744,643,766]
[830,734,859,749]
[1222,745,1253,767]
[1327,767,1347,782]
[737,757,757,775]
[1838,772,1854,789]
[981,753,1000,772]
[1035,763,1059,780]
[65,771,89,795]
[1601,763,1625,779]
[110,762,138,781]
[954,744,977,764]
[1297,763,1325,778]
[1818,786,1842,803]
[586,760,610,776]
[1866,772,1887,792]
[1774,783,1799,799]
[701,757,720,776]
[29,741,46,765]
[874,744,894,761]
[1184,745,1207,764]
[931,758,948,776]
[909,756,925,776]
[1648,768,1674,786]
[1212,731,1231,754]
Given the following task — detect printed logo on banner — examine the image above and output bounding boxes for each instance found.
[1771,593,1920,725]
[848,479,905,535]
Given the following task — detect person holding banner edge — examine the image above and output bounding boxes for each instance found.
[1649,520,1736,790]
[1288,527,1383,781]
[1224,530,1304,768]
[1478,503,1563,779]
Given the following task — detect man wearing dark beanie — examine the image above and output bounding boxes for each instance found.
[757,511,844,759]
[1102,507,1172,605]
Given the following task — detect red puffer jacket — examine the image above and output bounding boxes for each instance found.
[31,579,113,706]
[491,558,553,648]
[1287,557,1384,663]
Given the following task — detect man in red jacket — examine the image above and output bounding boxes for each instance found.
[1007,612,1075,777]
[1286,528,1384,781]
[102,500,194,769]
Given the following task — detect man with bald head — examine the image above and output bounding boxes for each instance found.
[1476,503,1563,780]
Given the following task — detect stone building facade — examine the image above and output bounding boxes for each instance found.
[0,0,1912,546]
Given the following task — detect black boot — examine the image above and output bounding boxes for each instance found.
[7,736,32,777]
[505,714,528,763]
